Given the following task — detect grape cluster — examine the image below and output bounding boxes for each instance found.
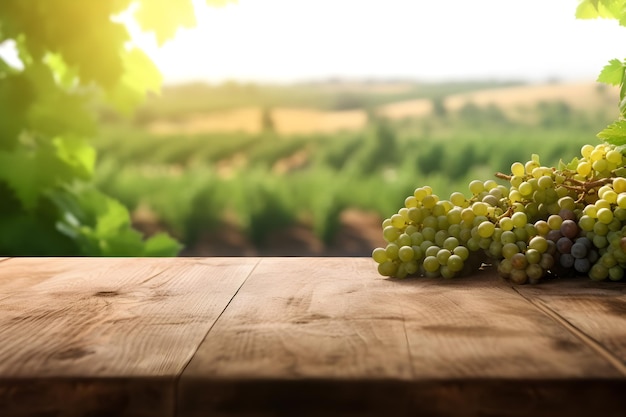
[372,143,626,283]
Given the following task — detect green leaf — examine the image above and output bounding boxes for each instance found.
[52,136,96,179]
[599,0,626,18]
[597,120,626,145]
[565,156,580,171]
[143,232,184,256]
[133,0,197,45]
[597,58,625,86]
[576,0,625,19]
[576,0,602,19]
[106,48,163,114]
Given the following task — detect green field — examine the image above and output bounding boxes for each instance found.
[93,80,618,256]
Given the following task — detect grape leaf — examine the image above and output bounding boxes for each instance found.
[52,136,96,179]
[50,184,182,256]
[106,48,162,114]
[133,0,197,45]
[576,0,625,19]
[597,120,626,145]
[597,58,625,86]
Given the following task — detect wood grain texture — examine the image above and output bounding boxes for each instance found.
[0,257,259,417]
[179,258,625,417]
[515,277,626,373]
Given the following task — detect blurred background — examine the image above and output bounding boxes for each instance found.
[98,0,623,257]
[3,0,623,257]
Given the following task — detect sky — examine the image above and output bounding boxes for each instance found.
[124,0,626,85]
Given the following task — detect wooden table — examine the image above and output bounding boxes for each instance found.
[0,257,625,417]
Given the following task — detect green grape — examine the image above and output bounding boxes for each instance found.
[440,265,455,279]
[488,240,503,258]
[547,214,562,230]
[398,246,415,262]
[498,258,513,278]
[436,249,451,265]
[378,261,398,277]
[502,242,520,258]
[395,263,408,279]
[443,236,460,251]
[383,226,401,242]
[385,243,399,260]
[453,245,470,260]
[405,196,418,208]
[447,254,464,272]
[423,216,438,229]
[526,263,544,281]
[608,266,624,281]
[425,245,440,257]
[597,208,613,224]
[577,161,592,177]
[472,202,489,217]
[511,162,525,176]
[390,213,405,228]
[372,247,387,263]
[500,230,517,244]
[525,248,541,264]
[412,245,424,260]
[477,221,495,238]
[447,207,462,224]
[405,260,419,275]
[510,268,528,284]
[423,256,440,273]
[589,263,609,281]
[410,232,424,246]
[422,227,436,242]
[419,240,435,254]
[528,236,548,253]
[511,212,527,228]
[408,207,423,223]
[578,215,595,232]
[469,180,485,195]
[397,233,411,247]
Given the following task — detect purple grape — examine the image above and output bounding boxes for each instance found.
[559,209,577,221]
[556,237,573,254]
[575,237,592,249]
[560,219,579,239]
[559,253,575,268]
[546,229,563,243]
[570,242,588,259]
[574,258,591,273]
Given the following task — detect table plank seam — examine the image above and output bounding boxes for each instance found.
[511,286,626,376]
[400,304,416,378]
[173,257,263,416]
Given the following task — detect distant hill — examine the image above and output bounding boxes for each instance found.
[138,80,619,135]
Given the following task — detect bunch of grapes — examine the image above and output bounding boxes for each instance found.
[372,142,626,284]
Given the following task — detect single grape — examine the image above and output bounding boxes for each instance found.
[560,220,579,239]
[398,246,415,262]
[570,242,588,259]
[447,254,464,272]
[559,253,575,269]
[372,247,387,263]
[556,237,573,254]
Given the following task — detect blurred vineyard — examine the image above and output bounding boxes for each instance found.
[94,79,619,256]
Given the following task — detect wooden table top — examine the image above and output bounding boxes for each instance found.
[0,256,625,417]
